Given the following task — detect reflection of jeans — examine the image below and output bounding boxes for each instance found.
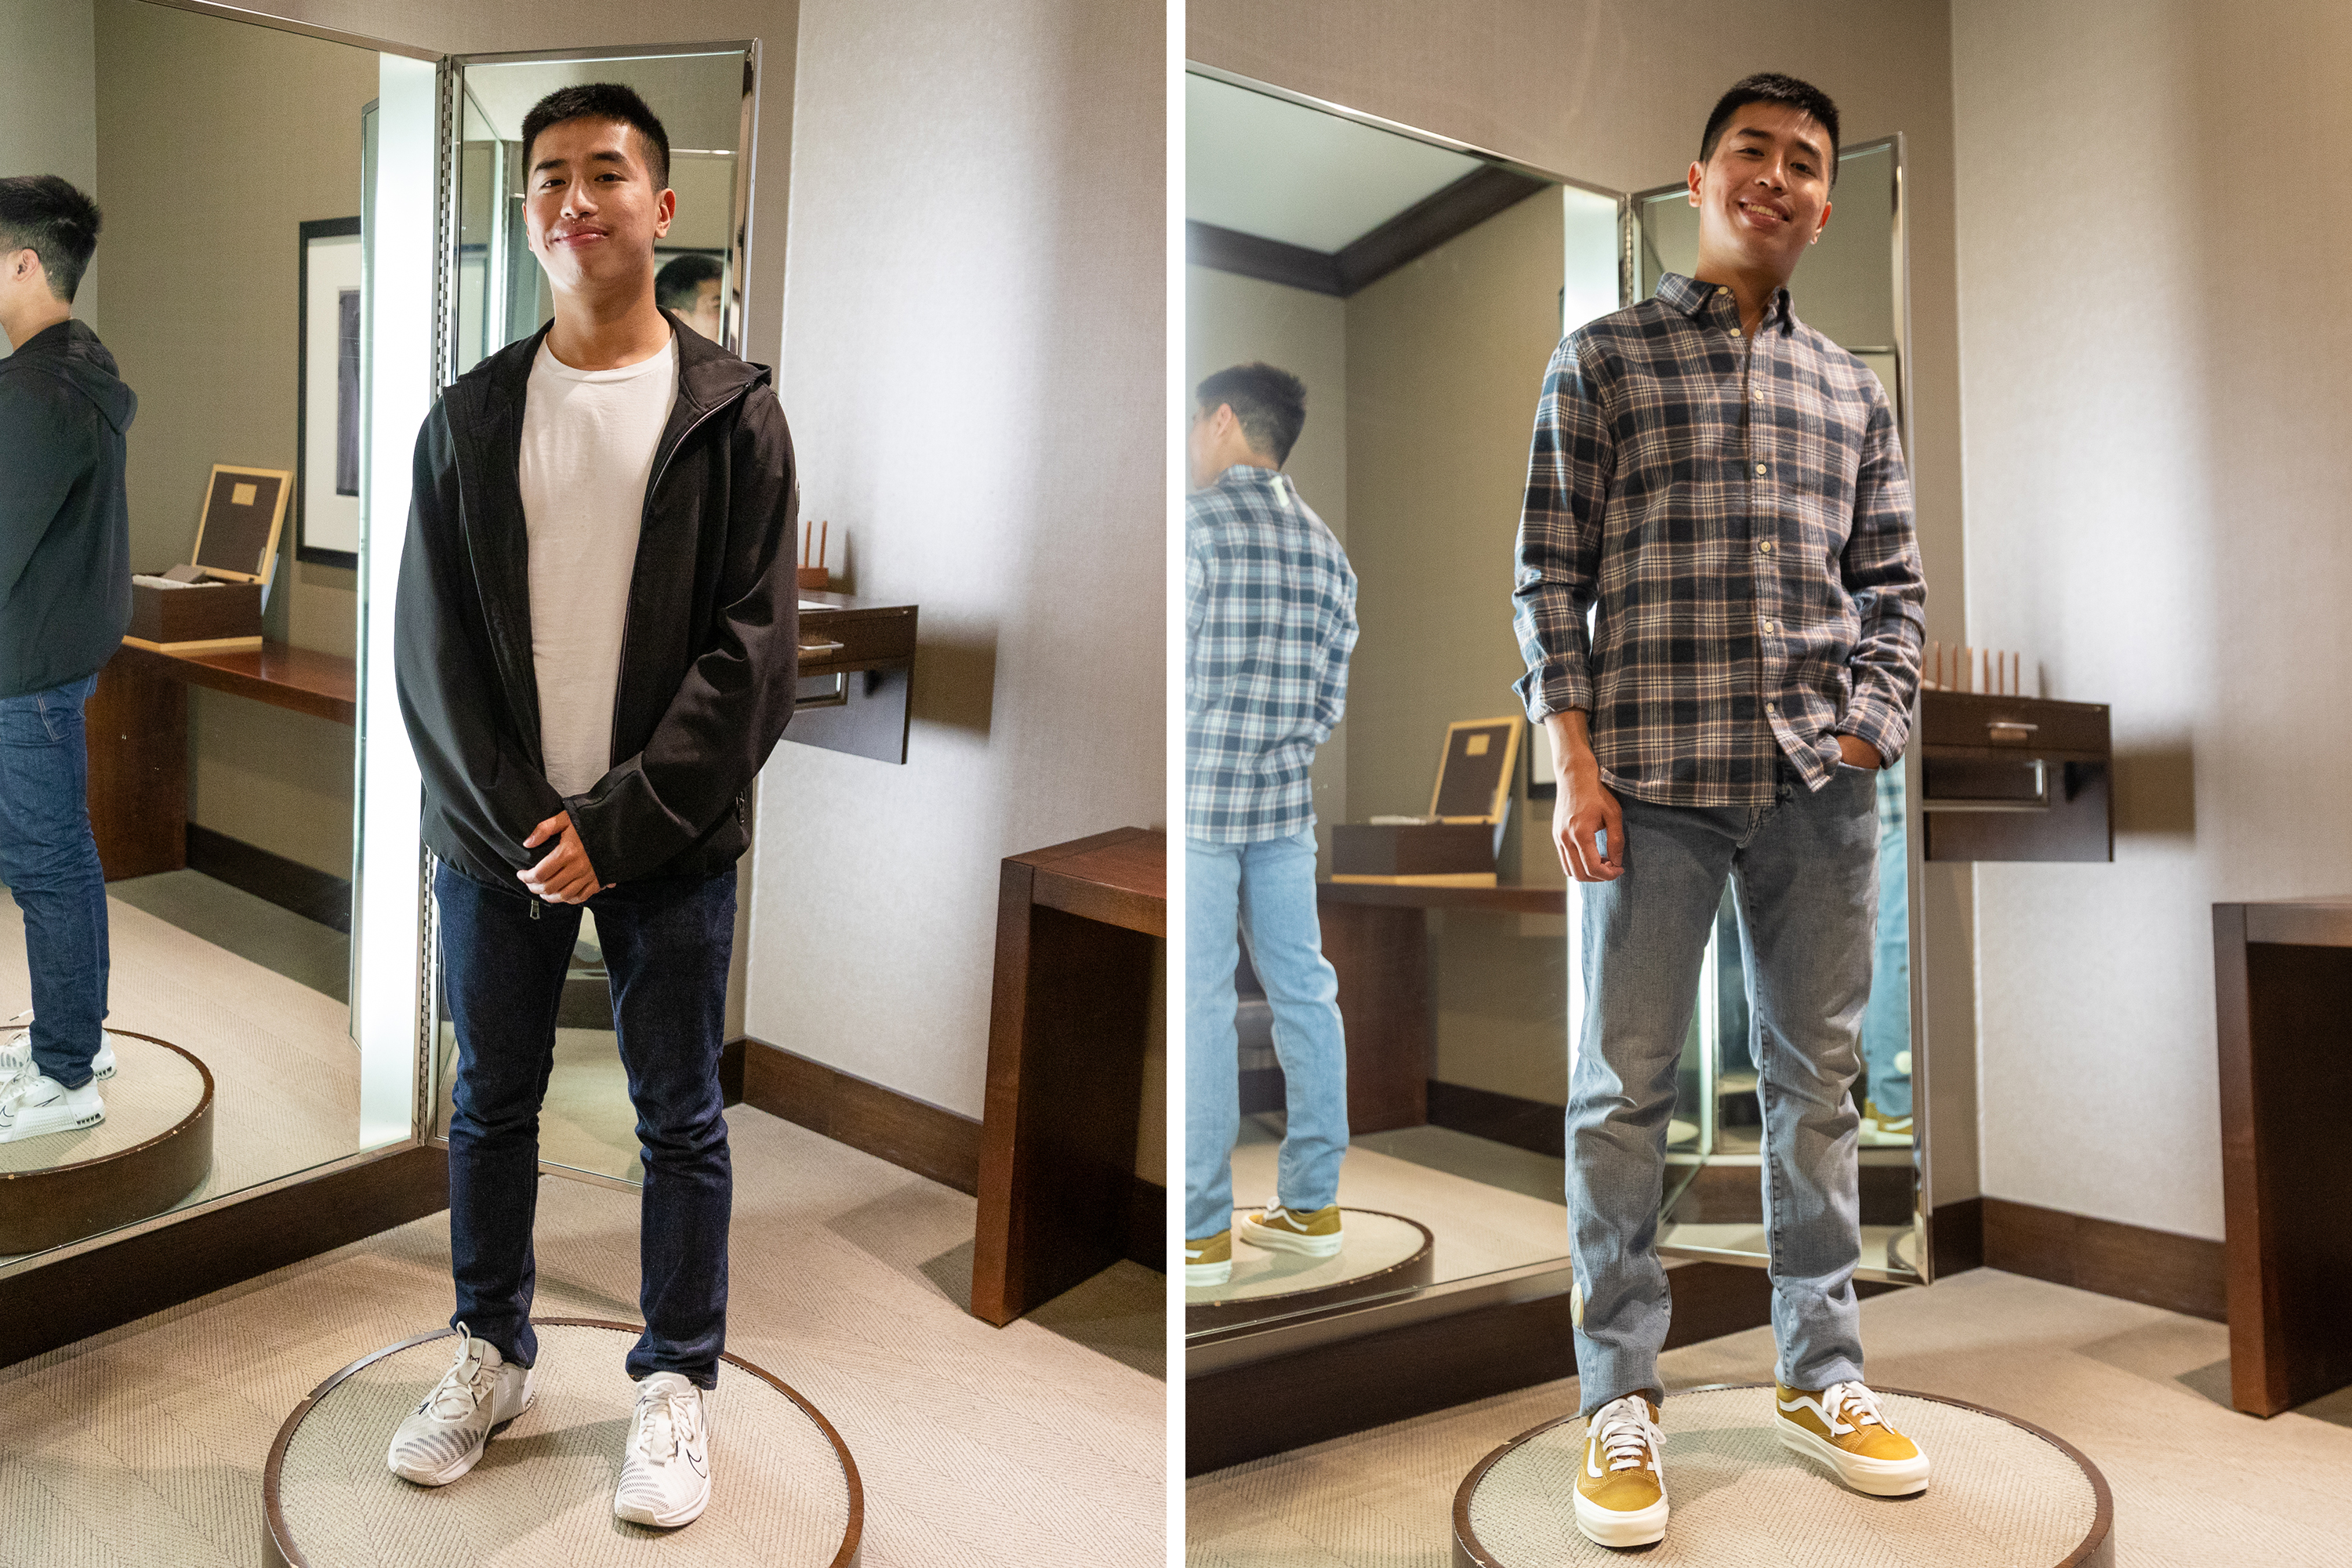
[0,675,108,1090]
[1185,827,1348,1240]
[436,861,735,1388]
[1567,759,1877,1414]
[1860,766,1911,1117]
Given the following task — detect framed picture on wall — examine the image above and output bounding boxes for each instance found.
[297,216,363,568]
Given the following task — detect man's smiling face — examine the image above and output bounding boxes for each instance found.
[1687,101,1833,282]
[523,115,674,295]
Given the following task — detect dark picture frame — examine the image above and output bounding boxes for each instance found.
[296,216,363,568]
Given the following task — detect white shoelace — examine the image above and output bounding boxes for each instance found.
[633,1382,699,1465]
[1592,1396,1662,1473]
[1817,1381,1886,1437]
[419,1327,492,1421]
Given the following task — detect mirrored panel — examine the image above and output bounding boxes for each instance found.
[429,45,761,1189]
[1184,67,1621,1336]
[0,0,436,1275]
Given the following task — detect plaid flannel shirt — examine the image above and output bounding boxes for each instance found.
[1185,464,1358,842]
[1512,272,1926,806]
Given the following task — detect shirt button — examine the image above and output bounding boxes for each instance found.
[1766,702,1777,714]
[1755,463,1768,476]
[1718,287,1731,296]
[1759,540,1775,554]
[1730,328,1742,338]
[1762,620,1776,633]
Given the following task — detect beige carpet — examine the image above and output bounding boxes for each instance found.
[0,898,364,1265]
[1188,1268,2352,1566]
[0,1104,1166,1566]
[278,1323,852,1564]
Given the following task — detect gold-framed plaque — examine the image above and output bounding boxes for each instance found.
[189,463,293,585]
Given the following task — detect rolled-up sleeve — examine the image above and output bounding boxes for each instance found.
[1835,383,1926,765]
[1512,333,1613,722]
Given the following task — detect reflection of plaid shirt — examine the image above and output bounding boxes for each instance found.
[1185,465,1357,841]
[1511,272,1925,806]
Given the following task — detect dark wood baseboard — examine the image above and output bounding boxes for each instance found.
[1186,1261,1892,1474]
[736,1035,1165,1276]
[185,825,351,934]
[1932,1196,1985,1278]
[1979,1196,2226,1322]
[1426,1078,1562,1158]
[0,1141,448,1369]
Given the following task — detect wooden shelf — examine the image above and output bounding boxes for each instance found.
[111,638,356,726]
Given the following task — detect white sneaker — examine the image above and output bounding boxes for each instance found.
[614,1371,713,1527]
[1,1018,118,1084]
[385,1325,535,1486]
[0,1073,104,1143]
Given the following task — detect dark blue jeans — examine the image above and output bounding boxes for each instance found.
[0,675,108,1090]
[435,860,735,1388]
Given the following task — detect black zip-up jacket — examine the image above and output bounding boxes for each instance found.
[0,319,136,699]
[394,315,798,892]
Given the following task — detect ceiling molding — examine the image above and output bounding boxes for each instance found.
[1188,164,1552,299]
[1185,221,1344,296]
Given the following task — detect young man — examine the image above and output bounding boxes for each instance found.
[0,175,132,1144]
[388,83,798,1530]
[1184,362,1358,1289]
[1511,74,1929,1548]
[654,252,724,343]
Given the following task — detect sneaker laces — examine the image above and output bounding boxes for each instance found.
[1818,1381,1886,1437]
[1592,1396,1661,1473]
[418,1327,492,1421]
[633,1381,698,1465]
[0,1074,60,1114]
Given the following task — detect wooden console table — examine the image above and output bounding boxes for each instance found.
[87,639,356,881]
[2212,898,2352,1415]
[971,827,1165,1325]
[1316,880,1564,1134]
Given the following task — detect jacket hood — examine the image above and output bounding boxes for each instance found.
[2,318,136,434]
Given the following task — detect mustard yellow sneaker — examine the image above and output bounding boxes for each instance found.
[1775,1381,1929,1495]
[1185,1229,1232,1287]
[1573,1394,1668,1548]
[1859,1098,1913,1146]
[1237,1200,1343,1258]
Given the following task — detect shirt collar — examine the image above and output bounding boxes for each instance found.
[1208,462,1287,495]
[1656,271,1795,336]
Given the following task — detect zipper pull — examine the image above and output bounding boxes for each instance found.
[528,898,541,920]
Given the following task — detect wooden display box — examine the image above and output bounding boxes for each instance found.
[1330,717,1521,887]
[124,463,289,652]
[125,581,264,652]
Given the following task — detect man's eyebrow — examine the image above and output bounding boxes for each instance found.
[530,148,631,175]
[1730,124,1824,161]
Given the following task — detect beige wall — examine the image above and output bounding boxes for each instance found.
[1190,1,1980,1200]
[742,0,1164,1151]
[0,0,99,343]
[1948,0,2352,1241]
[1185,263,1350,841]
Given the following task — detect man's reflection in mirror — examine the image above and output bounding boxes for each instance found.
[655,252,724,343]
[0,175,133,1146]
[1183,362,1359,1291]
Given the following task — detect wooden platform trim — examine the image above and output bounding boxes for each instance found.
[0,1031,215,1254]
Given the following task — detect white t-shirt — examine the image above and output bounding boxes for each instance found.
[518,336,679,799]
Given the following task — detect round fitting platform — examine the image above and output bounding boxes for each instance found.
[1453,1384,2111,1567]
[264,1319,862,1567]
[0,1029,212,1254]
[1186,1207,1434,1330]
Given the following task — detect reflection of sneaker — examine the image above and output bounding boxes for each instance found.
[1775,1381,1929,1495]
[386,1325,535,1486]
[0,1074,104,1142]
[1,1016,118,1084]
[1185,1229,1232,1287]
[1574,1394,1668,1548]
[1238,1201,1343,1258]
[1859,1098,1912,1145]
[614,1371,713,1528]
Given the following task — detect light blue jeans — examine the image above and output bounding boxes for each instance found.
[1569,758,1877,1414]
[1185,826,1348,1242]
[1860,765,1911,1117]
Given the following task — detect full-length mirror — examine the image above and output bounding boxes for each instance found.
[427,43,762,1190]
[1185,73,1926,1343]
[0,0,437,1274]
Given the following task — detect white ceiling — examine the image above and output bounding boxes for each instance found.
[1186,74,1483,253]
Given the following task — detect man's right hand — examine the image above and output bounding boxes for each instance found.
[1547,710,1623,882]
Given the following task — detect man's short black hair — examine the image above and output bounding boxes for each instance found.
[1196,362,1307,466]
[1699,73,1842,185]
[655,252,724,311]
[521,82,671,194]
[0,175,102,303]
